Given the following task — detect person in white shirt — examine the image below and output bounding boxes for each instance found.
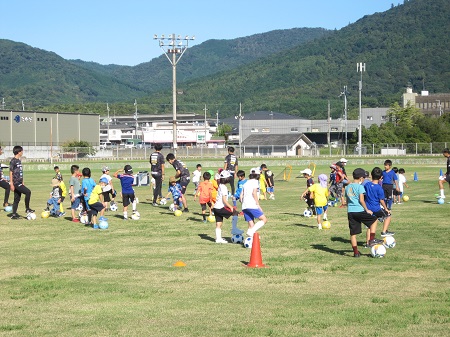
[212,170,235,244]
[241,167,267,238]
[192,164,202,195]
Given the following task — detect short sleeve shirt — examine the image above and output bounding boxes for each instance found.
[241,179,259,210]
[82,178,96,200]
[224,154,238,173]
[382,170,398,185]
[169,183,182,200]
[214,184,229,209]
[172,160,190,180]
[117,174,134,194]
[69,176,81,196]
[88,185,102,204]
[308,183,329,207]
[345,183,366,213]
[9,157,23,185]
[364,182,384,212]
[150,152,165,174]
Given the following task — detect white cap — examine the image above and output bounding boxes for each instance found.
[300,168,312,175]
[219,170,231,179]
[340,158,348,163]
[250,167,261,175]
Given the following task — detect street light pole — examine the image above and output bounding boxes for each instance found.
[339,86,349,156]
[357,62,366,156]
[153,34,195,155]
[235,103,244,157]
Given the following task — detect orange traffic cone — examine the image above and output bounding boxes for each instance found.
[247,233,266,268]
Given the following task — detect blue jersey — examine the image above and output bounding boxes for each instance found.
[168,183,182,200]
[345,183,366,213]
[382,170,397,185]
[81,177,96,201]
[364,182,384,212]
[117,174,134,194]
[234,179,248,199]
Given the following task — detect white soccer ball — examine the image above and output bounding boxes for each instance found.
[159,198,167,205]
[243,236,253,249]
[383,236,396,248]
[110,203,118,212]
[131,211,140,220]
[231,234,244,244]
[303,209,312,217]
[26,212,36,220]
[371,244,387,258]
[169,203,175,212]
[80,215,89,224]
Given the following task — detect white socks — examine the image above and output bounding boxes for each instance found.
[247,220,265,237]
[215,228,222,240]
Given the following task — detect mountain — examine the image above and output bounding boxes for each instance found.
[0,40,147,108]
[143,0,450,119]
[70,28,331,93]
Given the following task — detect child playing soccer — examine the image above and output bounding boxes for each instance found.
[364,167,395,243]
[88,177,108,229]
[300,168,315,215]
[54,167,67,216]
[166,153,190,212]
[382,160,399,210]
[100,166,115,211]
[392,167,401,204]
[81,167,96,223]
[259,164,268,200]
[192,164,202,195]
[241,168,267,238]
[47,178,63,217]
[265,168,275,200]
[0,146,11,207]
[114,165,137,220]
[437,148,450,199]
[345,168,382,258]
[308,174,329,229]
[9,146,34,219]
[212,170,235,244]
[397,168,409,203]
[194,171,214,222]
[166,176,183,211]
[69,165,82,222]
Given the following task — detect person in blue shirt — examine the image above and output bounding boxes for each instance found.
[345,168,382,258]
[81,167,96,223]
[382,160,399,210]
[114,165,137,220]
[364,167,395,244]
[166,176,183,211]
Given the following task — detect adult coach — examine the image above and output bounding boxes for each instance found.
[166,153,190,212]
[437,148,450,199]
[224,146,238,195]
[150,144,165,206]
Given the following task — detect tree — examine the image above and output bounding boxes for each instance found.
[386,102,423,128]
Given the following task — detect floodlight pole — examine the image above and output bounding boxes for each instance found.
[153,33,195,155]
[235,103,244,157]
[106,103,110,141]
[357,62,366,157]
[339,86,349,156]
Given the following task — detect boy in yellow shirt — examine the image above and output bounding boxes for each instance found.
[88,177,108,229]
[308,174,329,229]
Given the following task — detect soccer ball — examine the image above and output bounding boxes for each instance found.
[437,198,445,205]
[80,215,89,224]
[327,200,335,207]
[231,234,244,244]
[27,212,37,220]
[131,211,140,220]
[169,203,175,212]
[76,204,84,211]
[110,203,118,211]
[98,220,109,229]
[4,205,13,213]
[402,195,409,202]
[259,195,266,200]
[174,209,182,217]
[243,236,253,249]
[159,198,167,205]
[207,215,215,223]
[41,210,50,218]
[303,209,312,217]
[370,244,387,258]
[322,220,331,230]
[383,236,396,248]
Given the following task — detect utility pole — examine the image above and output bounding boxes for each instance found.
[134,99,138,140]
[106,103,110,141]
[235,103,244,157]
[203,104,208,146]
[327,100,331,156]
[339,86,349,156]
[357,62,366,156]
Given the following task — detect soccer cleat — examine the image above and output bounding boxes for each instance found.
[93,224,99,229]
[318,224,322,230]
[26,209,35,213]
[436,195,446,199]
[215,238,228,244]
[152,203,159,207]
[231,228,244,235]
[72,218,80,223]
[368,238,384,247]
[58,212,66,217]
[183,208,189,213]
[339,204,346,208]
[381,231,395,237]
[10,213,20,220]
[354,251,361,258]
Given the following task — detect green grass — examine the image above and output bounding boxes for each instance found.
[0,160,449,336]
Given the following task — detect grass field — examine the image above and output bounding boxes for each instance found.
[0,159,449,336]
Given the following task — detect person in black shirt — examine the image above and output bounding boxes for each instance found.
[166,153,190,212]
[224,146,238,195]
[0,146,11,207]
[437,148,450,199]
[150,144,165,206]
[9,146,34,219]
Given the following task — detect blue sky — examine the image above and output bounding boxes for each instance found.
[1,0,395,66]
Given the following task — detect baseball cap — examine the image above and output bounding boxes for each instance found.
[99,177,109,184]
[219,170,231,179]
[352,168,366,179]
[124,165,133,174]
[300,168,312,175]
[340,158,348,163]
[102,166,109,172]
[250,167,261,175]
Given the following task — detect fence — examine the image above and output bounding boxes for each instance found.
[0,143,448,161]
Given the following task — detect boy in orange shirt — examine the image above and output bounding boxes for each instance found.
[194,171,214,222]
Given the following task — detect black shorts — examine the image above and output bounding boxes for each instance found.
[348,211,378,235]
[178,179,190,195]
[201,202,212,211]
[382,184,394,200]
[88,202,104,216]
[372,208,390,222]
[102,191,112,202]
[444,174,450,183]
[213,207,233,222]
[122,193,135,207]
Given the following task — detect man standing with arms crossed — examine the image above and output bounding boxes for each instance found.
[224,146,238,196]
[150,144,165,206]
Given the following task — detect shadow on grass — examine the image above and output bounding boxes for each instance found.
[310,244,349,256]
[187,216,204,223]
[281,212,303,217]
[290,223,316,229]
[198,234,215,242]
